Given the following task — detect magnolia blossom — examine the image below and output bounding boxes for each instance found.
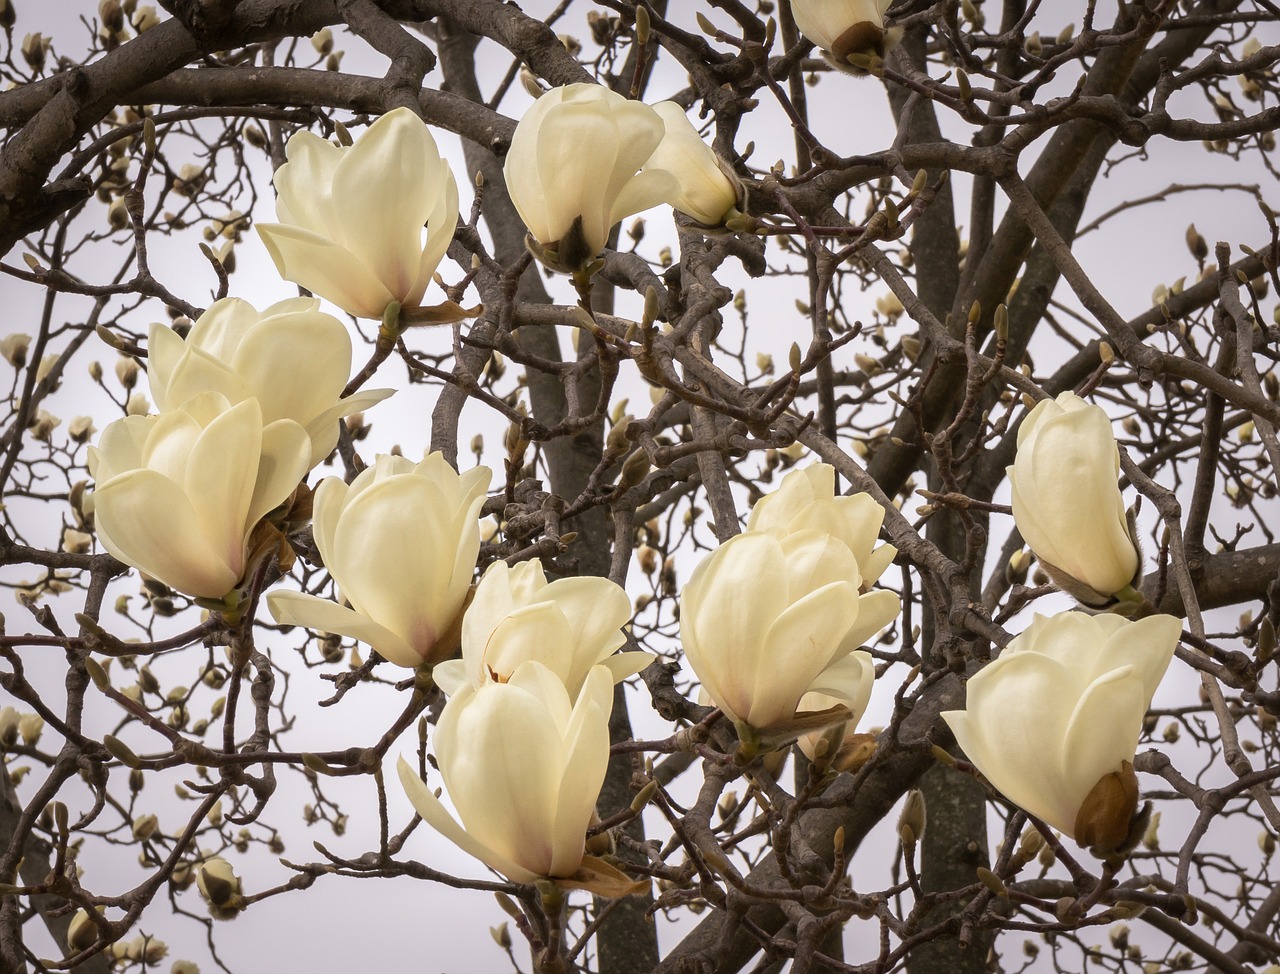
[790,0,896,60]
[747,463,900,651]
[681,529,866,731]
[942,612,1180,849]
[257,107,460,320]
[433,559,652,700]
[398,661,612,883]
[504,84,678,272]
[196,857,244,919]
[88,393,311,599]
[267,453,491,668]
[643,102,739,226]
[1008,392,1141,603]
[148,297,392,467]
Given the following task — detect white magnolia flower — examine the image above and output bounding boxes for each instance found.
[433,559,652,700]
[747,462,900,651]
[790,0,896,61]
[267,454,491,668]
[643,102,739,226]
[680,529,864,731]
[258,108,460,320]
[942,611,1180,849]
[148,297,392,467]
[1008,392,1141,603]
[504,84,677,272]
[88,393,311,599]
[398,660,612,883]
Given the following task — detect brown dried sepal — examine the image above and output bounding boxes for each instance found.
[1074,760,1139,853]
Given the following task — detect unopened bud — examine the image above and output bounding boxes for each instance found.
[897,789,926,846]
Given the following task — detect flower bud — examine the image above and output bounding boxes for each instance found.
[897,789,926,846]
[66,909,98,951]
[1,333,30,369]
[132,813,159,840]
[196,857,244,919]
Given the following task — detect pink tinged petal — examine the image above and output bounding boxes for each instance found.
[330,110,447,302]
[549,664,612,876]
[749,580,860,728]
[396,755,539,884]
[257,224,394,320]
[247,419,311,527]
[482,603,574,685]
[839,588,901,652]
[266,591,419,668]
[92,470,238,598]
[272,131,342,232]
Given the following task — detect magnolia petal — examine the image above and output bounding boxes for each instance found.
[247,419,311,528]
[839,588,901,652]
[258,224,395,320]
[266,591,420,667]
[93,470,239,598]
[396,755,539,884]
[600,651,656,685]
[431,659,467,696]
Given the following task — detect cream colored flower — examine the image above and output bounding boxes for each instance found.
[747,463,900,651]
[942,611,1180,849]
[1008,392,1141,603]
[504,84,677,272]
[433,559,651,700]
[258,108,460,320]
[147,297,391,467]
[680,529,864,731]
[398,661,612,883]
[790,0,896,60]
[643,102,739,226]
[267,454,491,668]
[88,393,311,599]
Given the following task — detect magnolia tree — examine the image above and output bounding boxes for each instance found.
[2,1,1279,973]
